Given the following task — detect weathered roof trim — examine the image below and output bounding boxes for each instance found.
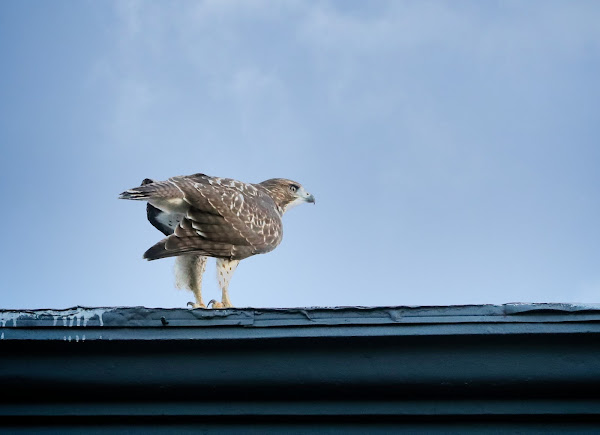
[2,303,600,424]
[2,303,600,341]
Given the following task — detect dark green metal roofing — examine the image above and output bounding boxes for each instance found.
[2,304,600,432]
[2,303,600,341]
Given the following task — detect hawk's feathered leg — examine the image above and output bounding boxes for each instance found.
[175,254,208,308]
[210,258,240,308]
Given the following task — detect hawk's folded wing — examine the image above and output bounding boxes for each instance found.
[143,174,283,261]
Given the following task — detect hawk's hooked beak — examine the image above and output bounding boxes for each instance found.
[305,193,315,204]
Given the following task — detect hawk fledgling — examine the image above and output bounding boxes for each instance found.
[119,173,315,308]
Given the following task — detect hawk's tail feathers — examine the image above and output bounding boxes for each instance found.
[119,189,152,200]
[119,182,156,200]
[119,179,174,201]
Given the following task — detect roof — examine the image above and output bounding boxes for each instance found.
[2,303,600,430]
[2,303,600,341]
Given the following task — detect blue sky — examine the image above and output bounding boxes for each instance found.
[0,1,599,309]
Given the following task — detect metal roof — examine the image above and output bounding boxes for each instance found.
[2,303,600,341]
[2,303,600,431]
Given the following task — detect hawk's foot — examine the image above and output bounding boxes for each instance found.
[208,299,233,309]
[187,301,206,309]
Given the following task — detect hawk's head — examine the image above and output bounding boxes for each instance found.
[258,178,315,214]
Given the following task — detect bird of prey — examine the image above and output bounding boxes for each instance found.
[119,173,315,308]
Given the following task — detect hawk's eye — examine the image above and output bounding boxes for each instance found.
[289,184,298,193]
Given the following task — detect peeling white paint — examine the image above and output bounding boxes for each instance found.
[571,303,600,310]
[0,307,111,328]
[0,312,22,327]
[45,308,108,327]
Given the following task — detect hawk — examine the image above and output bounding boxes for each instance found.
[119,173,315,308]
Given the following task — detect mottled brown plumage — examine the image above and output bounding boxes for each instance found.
[119,173,315,308]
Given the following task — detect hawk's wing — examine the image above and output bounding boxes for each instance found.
[143,174,283,261]
[141,178,181,236]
